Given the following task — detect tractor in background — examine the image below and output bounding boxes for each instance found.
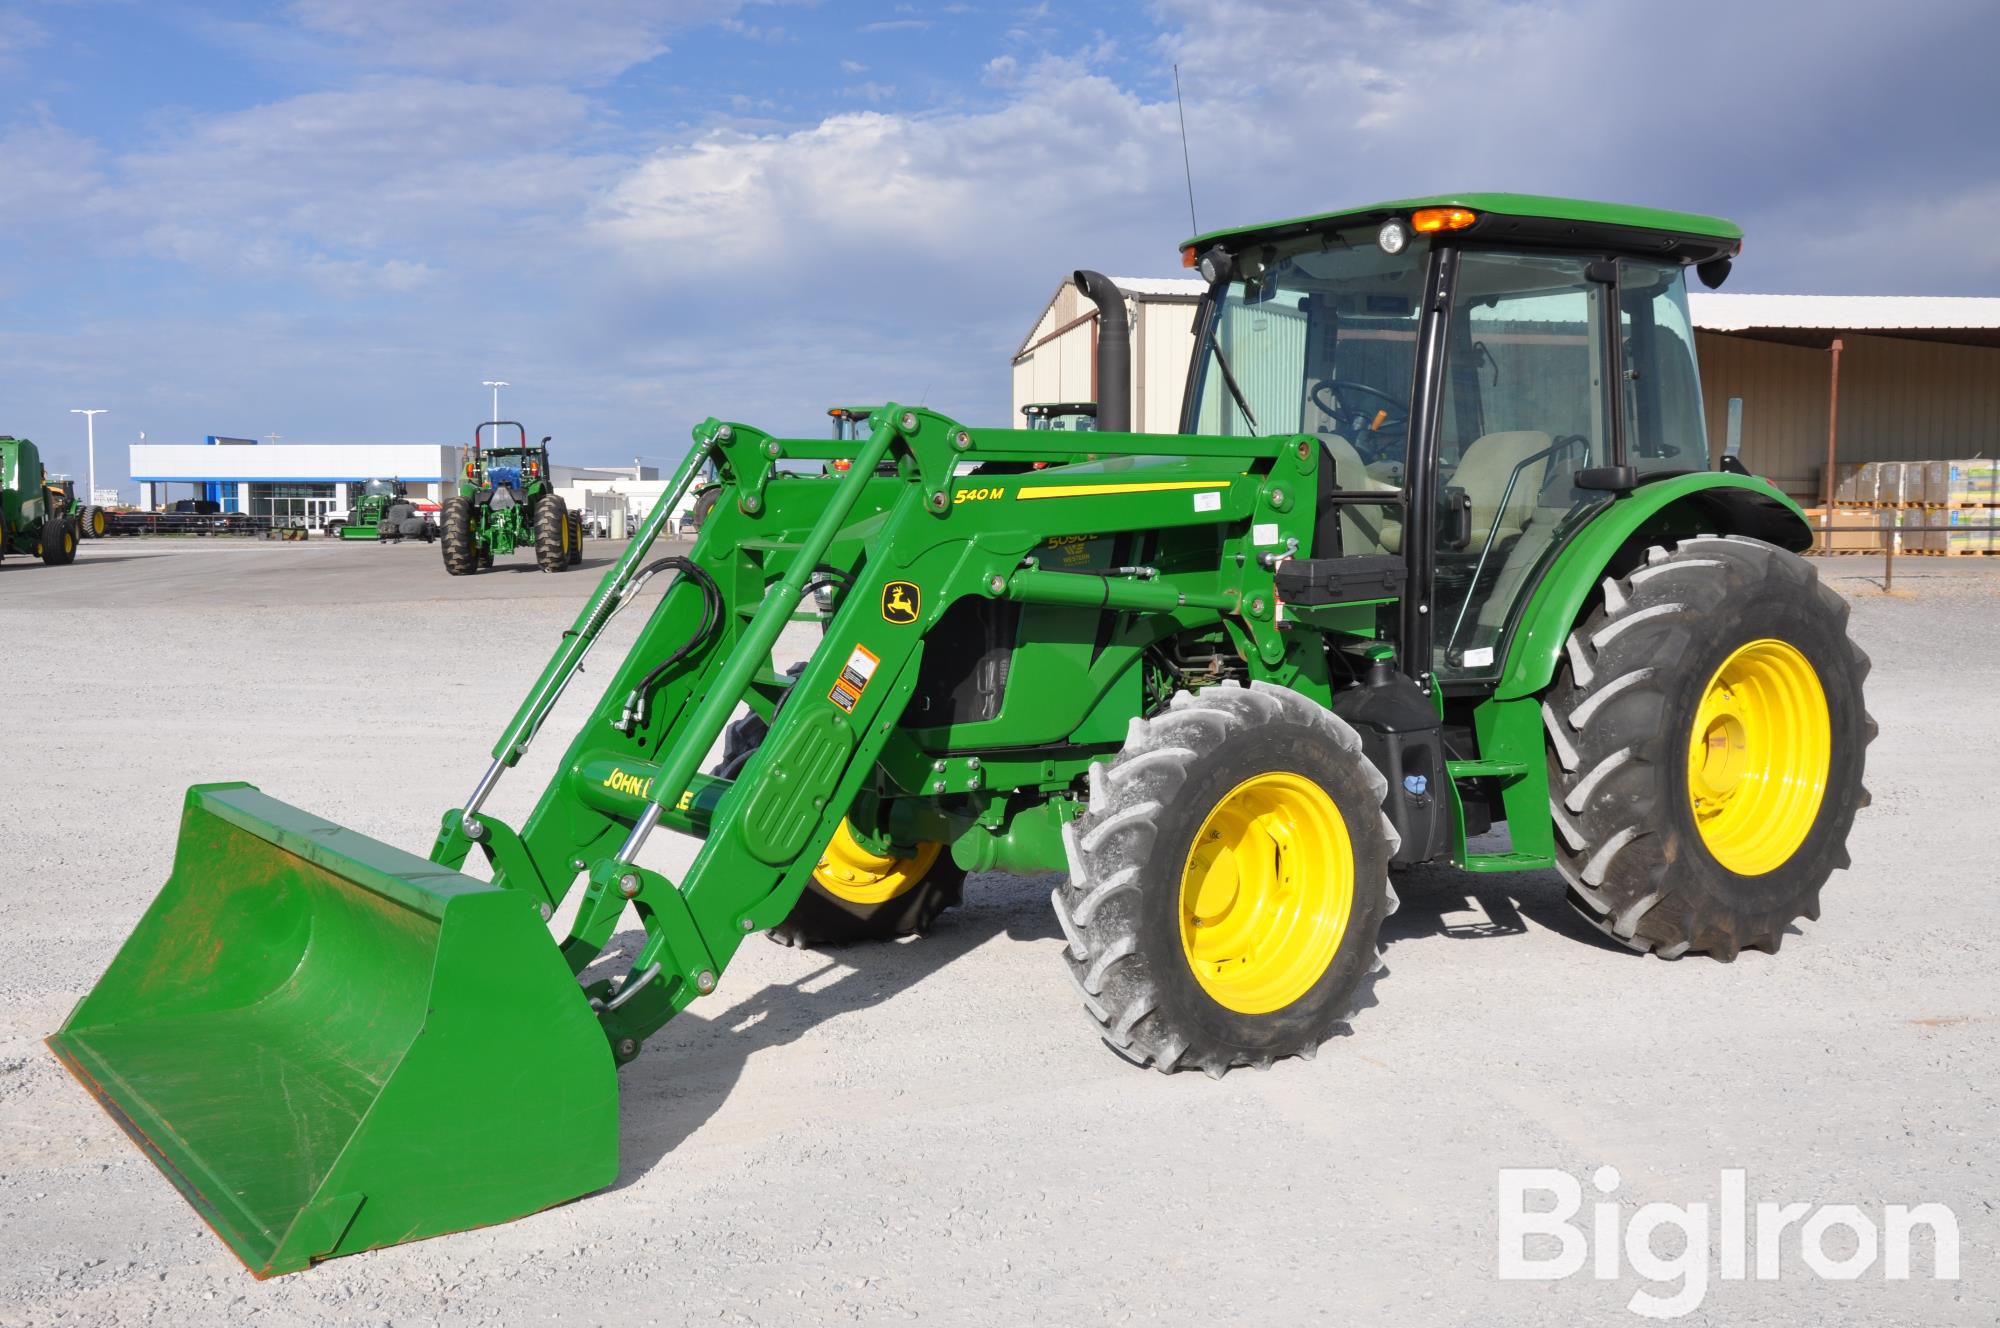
[1,436,80,565]
[1020,401,1098,432]
[441,423,580,574]
[45,477,107,539]
[336,478,431,541]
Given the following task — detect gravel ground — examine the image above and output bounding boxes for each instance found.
[1,538,1994,1326]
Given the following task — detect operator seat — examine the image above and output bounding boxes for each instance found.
[1318,434,1403,557]
[1448,431,1551,545]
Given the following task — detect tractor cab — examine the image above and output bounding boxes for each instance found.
[1021,402,1098,432]
[826,407,899,476]
[466,423,552,509]
[1179,193,1760,684]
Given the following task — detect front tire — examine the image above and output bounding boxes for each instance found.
[1056,681,1399,1076]
[40,515,77,565]
[713,679,964,946]
[1543,536,1874,960]
[441,497,477,575]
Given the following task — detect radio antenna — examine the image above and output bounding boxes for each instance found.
[1173,64,1198,237]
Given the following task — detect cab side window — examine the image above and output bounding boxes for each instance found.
[1619,261,1709,474]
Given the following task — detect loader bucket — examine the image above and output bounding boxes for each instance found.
[47,783,619,1277]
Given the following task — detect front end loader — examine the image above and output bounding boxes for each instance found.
[53,194,1872,1275]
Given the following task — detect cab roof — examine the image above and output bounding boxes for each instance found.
[1185,193,1742,265]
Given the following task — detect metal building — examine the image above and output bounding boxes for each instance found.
[1014,283,2000,504]
[1010,277,1202,434]
[1688,294,2000,503]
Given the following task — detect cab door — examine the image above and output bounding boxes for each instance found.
[1426,251,1619,681]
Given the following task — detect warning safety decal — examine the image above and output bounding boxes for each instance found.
[828,643,881,713]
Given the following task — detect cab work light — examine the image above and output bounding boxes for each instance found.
[1411,207,1477,233]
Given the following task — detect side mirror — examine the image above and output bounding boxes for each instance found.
[1575,465,1638,492]
[1440,486,1473,550]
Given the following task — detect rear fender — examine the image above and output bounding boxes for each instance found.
[1493,474,1808,702]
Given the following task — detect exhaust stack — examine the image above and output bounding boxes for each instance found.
[1071,270,1130,433]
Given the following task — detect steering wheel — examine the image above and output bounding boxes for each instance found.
[1310,379,1410,462]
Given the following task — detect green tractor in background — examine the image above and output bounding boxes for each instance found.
[337,478,431,542]
[53,195,1877,1275]
[45,477,108,540]
[441,422,580,574]
[1020,401,1098,432]
[1,436,82,565]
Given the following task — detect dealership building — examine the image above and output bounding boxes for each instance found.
[128,437,651,527]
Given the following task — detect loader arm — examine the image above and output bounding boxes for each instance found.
[435,407,1331,1063]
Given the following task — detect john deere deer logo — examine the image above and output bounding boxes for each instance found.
[882,581,920,624]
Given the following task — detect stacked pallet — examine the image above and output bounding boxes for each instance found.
[1828,459,2000,555]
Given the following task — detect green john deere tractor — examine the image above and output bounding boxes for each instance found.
[46,476,108,539]
[52,194,1872,1275]
[337,478,431,542]
[441,422,580,574]
[2,436,82,565]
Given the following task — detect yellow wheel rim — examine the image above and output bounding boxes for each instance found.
[1687,639,1830,876]
[813,820,941,906]
[1179,772,1353,1015]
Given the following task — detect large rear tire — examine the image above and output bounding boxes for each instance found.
[567,510,584,565]
[441,497,477,575]
[78,505,106,538]
[713,678,964,946]
[534,495,570,572]
[40,515,77,566]
[1543,536,1874,960]
[1056,681,1399,1075]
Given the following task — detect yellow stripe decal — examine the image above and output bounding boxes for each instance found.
[1015,481,1227,501]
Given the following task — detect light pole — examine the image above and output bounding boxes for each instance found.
[70,408,107,500]
[482,380,509,427]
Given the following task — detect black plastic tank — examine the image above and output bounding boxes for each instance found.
[1331,652,1448,868]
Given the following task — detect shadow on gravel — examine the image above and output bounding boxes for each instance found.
[1380,865,1633,955]
[605,871,1061,1187]
[3,554,152,568]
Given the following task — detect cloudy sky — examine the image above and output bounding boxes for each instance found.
[3,0,1996,490]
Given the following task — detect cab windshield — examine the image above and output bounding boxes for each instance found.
[1188,225,1429,486]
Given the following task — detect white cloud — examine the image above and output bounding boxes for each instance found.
[101,77,614,274]
[0,121,106,217]
[593,57,1180,281]
[0,8,46,64]
[284,0,742,81]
